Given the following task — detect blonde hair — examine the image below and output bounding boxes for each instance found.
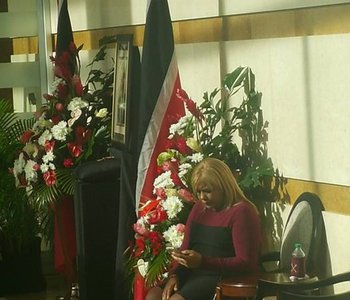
[191,157,255,209]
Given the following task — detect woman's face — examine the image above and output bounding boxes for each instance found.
[196,182,224,211]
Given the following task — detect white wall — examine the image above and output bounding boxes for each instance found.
[223,34,350,187]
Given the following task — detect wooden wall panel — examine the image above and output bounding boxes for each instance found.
[284,178,350,215]
[12,3,350,53]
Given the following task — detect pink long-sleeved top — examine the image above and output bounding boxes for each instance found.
[180,200,261,274]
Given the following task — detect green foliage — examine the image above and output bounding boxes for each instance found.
[197,66,285,203]
[0,99,40,254]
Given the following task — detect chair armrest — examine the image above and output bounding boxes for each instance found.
[260,251,281,263]
[260,251,281,272]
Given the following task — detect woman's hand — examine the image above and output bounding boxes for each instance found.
[162,275,178,300]
[171,249,202,269]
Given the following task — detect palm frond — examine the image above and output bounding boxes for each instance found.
[9,118,35,140]
[29,168,75,208]
[145,250,172,287]
[0,99,17,130]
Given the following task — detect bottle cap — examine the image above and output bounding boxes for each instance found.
[294,243,301,248]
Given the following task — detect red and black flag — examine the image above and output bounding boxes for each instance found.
[135,0,185,212]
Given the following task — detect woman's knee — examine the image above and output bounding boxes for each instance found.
[169,293,185,300]
[145,286,163,300]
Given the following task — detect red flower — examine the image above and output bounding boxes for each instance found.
[133,222,149,236]
[176,88,203,120]
[148,208,167,225]
[176,223,186,233]
[148,231,163,255]
[174,136,192,155]
[155,187,167,200]
[44,140,55,152]
[63,158,74,168]
[139,199,159,217]
[43,170,57,186]
[75,126,92,144]
[51,115,61,125]
[67,142,83,157]
[20,130,34,144]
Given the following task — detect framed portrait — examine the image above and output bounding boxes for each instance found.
[111,34,133,149]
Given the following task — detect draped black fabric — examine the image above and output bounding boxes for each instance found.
[111,46,141,300]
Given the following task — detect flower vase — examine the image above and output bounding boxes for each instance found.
[53,195,78,299]
[134,269,149,300]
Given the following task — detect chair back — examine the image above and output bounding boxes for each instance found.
[279,192,326,276]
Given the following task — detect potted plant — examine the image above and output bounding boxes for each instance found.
[0,99,46,295]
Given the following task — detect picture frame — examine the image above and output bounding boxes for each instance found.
[111,34,133,149]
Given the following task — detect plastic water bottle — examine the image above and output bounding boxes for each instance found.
[290,243,306,278]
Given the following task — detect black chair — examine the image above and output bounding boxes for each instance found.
[260,192,327,276]
[280,271,350,300]
[255,192,332,300]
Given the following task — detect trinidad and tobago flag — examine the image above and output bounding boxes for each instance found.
[134,1,185,298]
[135,0,185,214]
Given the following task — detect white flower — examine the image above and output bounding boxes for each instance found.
[13,152,26,176]
[188,152,204,163]
[42,151,55,164]
[67,97,88,112]
[40,162,55,173]
[38,129,53,146]
[168,116,191,138]
[163,225,184,249]
[40,163,49,173]
[161,196,183,219]
[51,121,71,141]
[24,160,37,183]
[95,108,108,118]
[153,170,174,193]
[178,163,192,178]
[67,109,82,127]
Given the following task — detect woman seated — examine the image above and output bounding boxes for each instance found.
[146,157,262,300]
